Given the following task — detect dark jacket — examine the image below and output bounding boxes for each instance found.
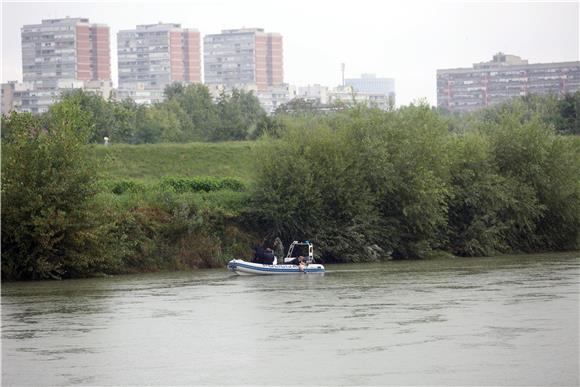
[253,247,275,264]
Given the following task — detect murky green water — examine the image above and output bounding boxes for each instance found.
[2,252,579,386]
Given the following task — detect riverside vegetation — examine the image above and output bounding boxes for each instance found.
[1,85,579,280]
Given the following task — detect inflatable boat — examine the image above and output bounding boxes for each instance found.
[227,241,325,275]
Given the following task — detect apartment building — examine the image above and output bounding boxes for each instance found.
[437,53,580,112]
[204,28,283,91]
[21,17,110,90]
[16,17,111,113]
[117,23,201,104]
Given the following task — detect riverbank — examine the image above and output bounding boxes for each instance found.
[2,100,579,280]
[86,142,260,275]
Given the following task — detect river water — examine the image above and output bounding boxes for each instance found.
[2,252,579,386]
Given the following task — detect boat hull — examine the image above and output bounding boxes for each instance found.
[227,259,325,275]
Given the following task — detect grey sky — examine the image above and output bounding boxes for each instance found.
[1,0,578,105]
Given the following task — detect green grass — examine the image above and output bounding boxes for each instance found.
[87,141,259,183]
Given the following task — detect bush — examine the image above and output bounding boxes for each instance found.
[1,107,118,280]
[159,176,246,193]
[252,104,450,261]
[447,133,541,256]
[92,187,256,273]
[102,179,147,195]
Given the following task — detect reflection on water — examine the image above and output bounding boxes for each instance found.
[2,252,579,386]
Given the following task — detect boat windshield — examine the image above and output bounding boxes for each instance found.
[286,242,314,262]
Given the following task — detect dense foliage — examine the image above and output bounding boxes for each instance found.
[253,102,580,261]
[1,92,579,280]
[1,102,107,279]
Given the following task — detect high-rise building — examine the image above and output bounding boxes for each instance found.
[117,23,201,104]
[204,28,283,91]
[345,73,396,106]
[18,17,111,113]
[437,53,580,112]
[21,17,110,90]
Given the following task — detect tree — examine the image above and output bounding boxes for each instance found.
[213,89,265,141]
[110,99,139,143]
[447,133,541,256]
[252,114,287,139]
[1,103,109,280]
[132,101,190,143]
[164,83,218,140]
[252,105,451,261]
[355,104,451,258]
[53,89,115,143]
[554,92,579,135]
[252,124,380,262]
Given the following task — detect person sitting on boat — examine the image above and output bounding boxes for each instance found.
[253,246,276,265]
[286,255,306,266]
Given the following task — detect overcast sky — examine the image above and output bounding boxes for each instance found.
[1,0,578,105]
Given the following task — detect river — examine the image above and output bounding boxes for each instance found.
[2,252,579,386]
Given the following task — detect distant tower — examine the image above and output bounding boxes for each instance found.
[341,63,345,86]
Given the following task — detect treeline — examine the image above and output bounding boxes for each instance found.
[1,93,579,280]
[253,101,579,261]
[2,86,578,144]
[442,92,580,136]
[1,84,269,144]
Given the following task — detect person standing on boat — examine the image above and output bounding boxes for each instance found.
[267,248,278,265]
[273,237,284,265]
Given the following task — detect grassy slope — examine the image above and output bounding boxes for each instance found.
[88,141,259,183]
